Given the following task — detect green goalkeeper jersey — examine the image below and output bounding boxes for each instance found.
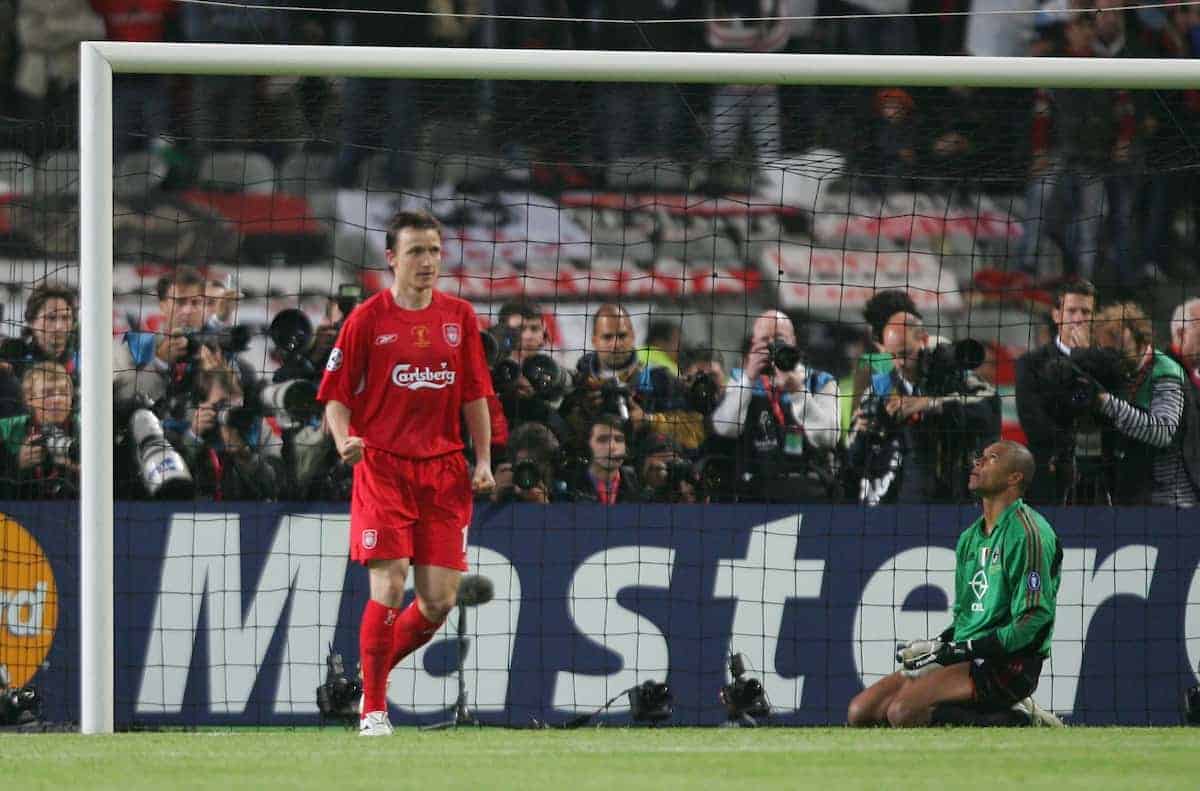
[952,498,1062,657]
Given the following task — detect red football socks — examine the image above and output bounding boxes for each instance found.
[359,599,398,715]
[390,600,443,668]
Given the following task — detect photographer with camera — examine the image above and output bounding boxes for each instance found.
[565,414,642,504]
[165,365,284,501]
[708,309,840,503]
[849,310,999,505]
[203,278,237,332]
[636,318,683,376]
[0,362,79,499]
[307,284,365,376]
[258,304,354,500]
[851,290,921,407]
[490,421,569,504]
[561,305,641,440]
[638,433,699,504]
[497,301,549,363]
[1086,301,1200,507]
[114,266,257,415]
[561,304,703,457]
[485,302,567,445]
[1015,280,1103,505]
[0,282,78,418]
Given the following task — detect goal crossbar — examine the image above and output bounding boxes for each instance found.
[78,40,1200,734]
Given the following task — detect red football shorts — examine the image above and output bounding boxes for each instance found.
[350,448,472,570]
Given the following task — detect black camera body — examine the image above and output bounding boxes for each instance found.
[628,679,672,724]
[686,372,721,415]
[483,328,521,389]
[719,652,769,726]
[512,458,543,491]
[1040,346,1128,420]
[598,378,631,420]
[766,341,801,373]
[0,666,41,728]
[316,645,362,725]
[186,324,252,360]
[269,309,319,382]
[523,353,566,401]
[916,338,985,396]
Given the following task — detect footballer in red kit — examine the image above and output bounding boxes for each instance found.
[317,210,495,736]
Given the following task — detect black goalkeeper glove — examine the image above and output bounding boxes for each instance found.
[901,639,973,672]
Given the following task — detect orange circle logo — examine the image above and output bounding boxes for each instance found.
[0,515,58,687]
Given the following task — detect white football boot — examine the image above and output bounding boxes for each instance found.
[359,711,394,737]
[1015,696,1064,727]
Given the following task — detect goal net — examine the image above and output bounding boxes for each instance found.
[6,38,1194,732]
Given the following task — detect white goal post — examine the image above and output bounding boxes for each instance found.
[78,40,1200,734]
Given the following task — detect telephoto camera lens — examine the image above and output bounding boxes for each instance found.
[261,379,319,422]
[512,458,543,491]
[129,408,195,499]
[522,353,566,399]
[268,308,315,356]
[600,379,630,421]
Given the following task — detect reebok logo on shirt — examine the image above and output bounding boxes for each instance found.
[391,362,457,390]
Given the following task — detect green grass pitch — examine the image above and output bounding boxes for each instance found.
[4,727,1197,790]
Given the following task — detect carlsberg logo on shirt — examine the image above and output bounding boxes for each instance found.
[391,362,457,390]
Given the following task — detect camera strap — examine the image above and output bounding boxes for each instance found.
[208,447,224,501]
[593,471,620,504]
[1127,357,1153,402]
[759,375,787,428]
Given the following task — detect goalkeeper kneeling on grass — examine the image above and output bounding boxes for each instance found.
[847,440,1064,728]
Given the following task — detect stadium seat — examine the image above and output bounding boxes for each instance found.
[35,151,81,196]
[360,151,407,192]
[278,151,338,220]
[386,153,477,193]
[195,150,277,194]
[606,158,689,193]
[0,150,35,195]
[114,151,169,200]
[278,152,338,193]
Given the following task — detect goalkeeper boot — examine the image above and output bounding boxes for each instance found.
[359,711,394,737]
[1018,696,1064,727]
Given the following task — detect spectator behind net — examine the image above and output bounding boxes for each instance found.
[165,365,285,501]
[0,362,79,499]
[490,422,568,504]
[849,311,999,505]
[0,282,79,418]
[708,309,840,503]
[1089,301,1200,507]
[565,414,642,505]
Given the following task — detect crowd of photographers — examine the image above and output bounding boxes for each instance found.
[4,269,1198,508]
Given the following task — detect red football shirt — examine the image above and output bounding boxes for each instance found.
[316,290,493,460]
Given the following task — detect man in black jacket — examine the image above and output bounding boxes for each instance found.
[565,414,642,504]
[1015,280,1097,505]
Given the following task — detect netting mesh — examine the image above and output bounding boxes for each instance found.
[4,41,1200,728]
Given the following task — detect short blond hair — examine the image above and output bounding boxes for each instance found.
[21,362,72,405]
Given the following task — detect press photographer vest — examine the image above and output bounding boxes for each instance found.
[735,367,835,498]
[1115,351,1200,503]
